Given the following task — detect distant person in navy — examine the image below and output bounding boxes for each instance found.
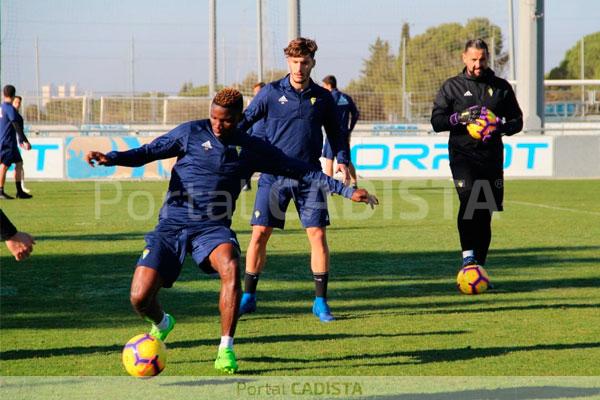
[0,85,32,200]
[321,74,360,188]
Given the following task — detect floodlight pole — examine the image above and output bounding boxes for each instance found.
[257,0,264,83]
[516,0,544,131]
[580,38,585,117]
[34,36,41,121]
[130,35,135,121]
[288,0,300,41]
[209,0,217,97]
[508,0,516,80]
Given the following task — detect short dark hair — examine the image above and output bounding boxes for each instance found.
[14,96,22,102]
[3,85,16,98]
[212,88,244,114]
[464,39,489,55]
[284,37,318,59]
[322,75,337,88]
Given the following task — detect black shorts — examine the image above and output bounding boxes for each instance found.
[0,143,22,167]
[449,151,504,212]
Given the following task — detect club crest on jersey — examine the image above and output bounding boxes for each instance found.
[278,95,288,104]
[202,140,213,151]
[463,90,473,96]
[488,87,494,96]
[142,248,150,259]
[310,97,317,105]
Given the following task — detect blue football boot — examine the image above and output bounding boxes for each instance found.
[239,293,256,315]
[312,297,334,322]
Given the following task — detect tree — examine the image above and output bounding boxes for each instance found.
[547,31,600,79]
[346,37,399,121]
[178,82,211,97]
[345,18,505,122]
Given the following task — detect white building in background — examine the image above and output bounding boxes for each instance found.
[41,83,80,106]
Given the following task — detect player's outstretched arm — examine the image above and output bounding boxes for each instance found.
[302,170,378,208]
[351,188,379,209]
[85,127,187,168]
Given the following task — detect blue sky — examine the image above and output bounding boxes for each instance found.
[1,0,598,95]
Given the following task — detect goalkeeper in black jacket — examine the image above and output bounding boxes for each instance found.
[431,38,523,269]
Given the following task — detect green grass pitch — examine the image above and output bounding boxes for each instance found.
[1,179,599,377]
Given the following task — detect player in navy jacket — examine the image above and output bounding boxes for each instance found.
[0,85,32,199]
[237,38,351,322]
[321,75,360,188]
[86,88,377,373]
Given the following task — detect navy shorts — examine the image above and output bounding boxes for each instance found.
[250,173,330,229]
[321,139,334,160]
[0,144,22,167]
[321,134,350,160]
[136,224,240,288]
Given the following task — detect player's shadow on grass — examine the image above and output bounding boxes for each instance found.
[33,232,149,241]
[360,386,600,400]
[330,301,600,321]
[243,341,600,374]
[0,246,600,329]
[0,331,467,361]
[1,245,599,330]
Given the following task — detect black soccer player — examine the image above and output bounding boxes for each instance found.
[431,39,523,269]
[86,88,377,373]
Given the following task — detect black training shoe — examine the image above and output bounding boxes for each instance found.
[461,256,479,267]
[0,192,15,200]
[16,192,33,199]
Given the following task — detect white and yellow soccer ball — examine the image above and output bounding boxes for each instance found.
[456,265,490,295]
[122,334,167,377]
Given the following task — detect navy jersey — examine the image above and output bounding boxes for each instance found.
[104,120,354,227]
[0,102,24,149]
[330,88,359,138]
[239,75,349,166]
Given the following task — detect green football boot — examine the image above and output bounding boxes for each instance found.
[214,347,238,374]
[148,313,176,342]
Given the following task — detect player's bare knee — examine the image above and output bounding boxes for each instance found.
[251,226,272,246]
[130,291,151,313]
[217,258,239,281]
[306,227,327,243]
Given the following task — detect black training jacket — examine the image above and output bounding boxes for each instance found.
[431,68,523,163]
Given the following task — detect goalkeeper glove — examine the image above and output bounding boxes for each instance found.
[449,105,481,126]
[482,114,506,143]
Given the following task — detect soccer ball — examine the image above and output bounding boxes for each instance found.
[456,265,490,294]
[122,334,167,377]
[466,108,498,140]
